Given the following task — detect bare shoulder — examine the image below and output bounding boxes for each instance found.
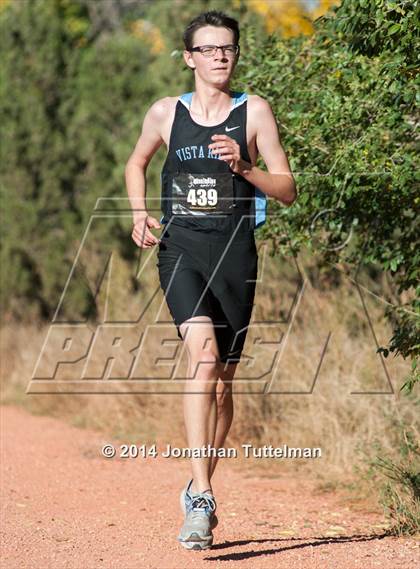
[247,94,275,138]
[247,94,273,117]
[146,96,177,122]
[144,96,178,145]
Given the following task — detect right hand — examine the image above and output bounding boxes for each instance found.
[131,214,161,248]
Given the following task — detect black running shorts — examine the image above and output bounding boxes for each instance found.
[156,223,258,363]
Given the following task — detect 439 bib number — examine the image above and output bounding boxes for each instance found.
[171,172,235,215]
[187,187,218,208]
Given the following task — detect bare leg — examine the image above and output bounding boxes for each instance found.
[209,362,237,479]
[180,316,221,495]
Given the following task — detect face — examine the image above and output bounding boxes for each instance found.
[184,25,239,85]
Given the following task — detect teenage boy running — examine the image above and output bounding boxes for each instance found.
[125,10,296,550]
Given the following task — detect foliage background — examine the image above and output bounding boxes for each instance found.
[1,0,417,389]
[0,0,418,535]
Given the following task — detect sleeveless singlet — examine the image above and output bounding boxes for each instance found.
[159,91,267,235]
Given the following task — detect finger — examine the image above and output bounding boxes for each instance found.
[132,236,147,248]
[133,223,147,237]
[211,134,229,140]
[217,148,239,160]
[132,226,148,243]
[210,141,238,152]
[134,226,156,243]
[209,144,233,154]
[209,141,232,149]
[210,143,231,150]
[133,231,149,245]
[147,216,161,229]
[145,230,159,244]
[214,149,233,157]
[143,236,156,246]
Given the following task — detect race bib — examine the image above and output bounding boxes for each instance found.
[171,172,235,215]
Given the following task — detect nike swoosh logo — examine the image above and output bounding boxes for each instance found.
[225,125,240,132]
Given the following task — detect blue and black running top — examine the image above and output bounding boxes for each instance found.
[159,91,267,235]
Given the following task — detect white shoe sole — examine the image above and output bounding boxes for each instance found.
[178,533,213,550]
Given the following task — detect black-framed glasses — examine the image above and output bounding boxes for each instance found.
[189,44,240,58]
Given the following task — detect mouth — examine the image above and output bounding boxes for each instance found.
[212,68,228,71]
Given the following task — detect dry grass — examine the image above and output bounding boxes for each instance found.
[1,242,417,502]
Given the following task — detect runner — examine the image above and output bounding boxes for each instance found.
[125,10,296,550]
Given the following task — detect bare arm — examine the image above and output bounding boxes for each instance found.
[209,96,297,206]
[250,97,297,205]
[125,98,167,247]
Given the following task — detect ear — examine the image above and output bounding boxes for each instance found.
[183,50,195,71]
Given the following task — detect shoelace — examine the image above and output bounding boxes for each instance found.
[189,493,216,518]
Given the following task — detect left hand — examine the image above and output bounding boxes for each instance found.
[208,134,251,175]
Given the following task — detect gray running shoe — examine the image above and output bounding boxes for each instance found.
[180,479,218,529]
[177,491,217,550]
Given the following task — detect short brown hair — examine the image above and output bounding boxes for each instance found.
[183,10,240,51]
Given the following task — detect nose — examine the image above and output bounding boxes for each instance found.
[214,47,228,60]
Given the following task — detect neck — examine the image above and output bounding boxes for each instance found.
[190,80,232,121]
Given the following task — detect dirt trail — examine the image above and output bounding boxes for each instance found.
[0,404,418,569]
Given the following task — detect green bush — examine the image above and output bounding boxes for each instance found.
[0,0,167,320]
[234,0,419,392]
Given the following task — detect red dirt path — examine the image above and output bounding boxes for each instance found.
[1,405,418,568]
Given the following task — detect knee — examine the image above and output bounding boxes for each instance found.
[190,349,221,380]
